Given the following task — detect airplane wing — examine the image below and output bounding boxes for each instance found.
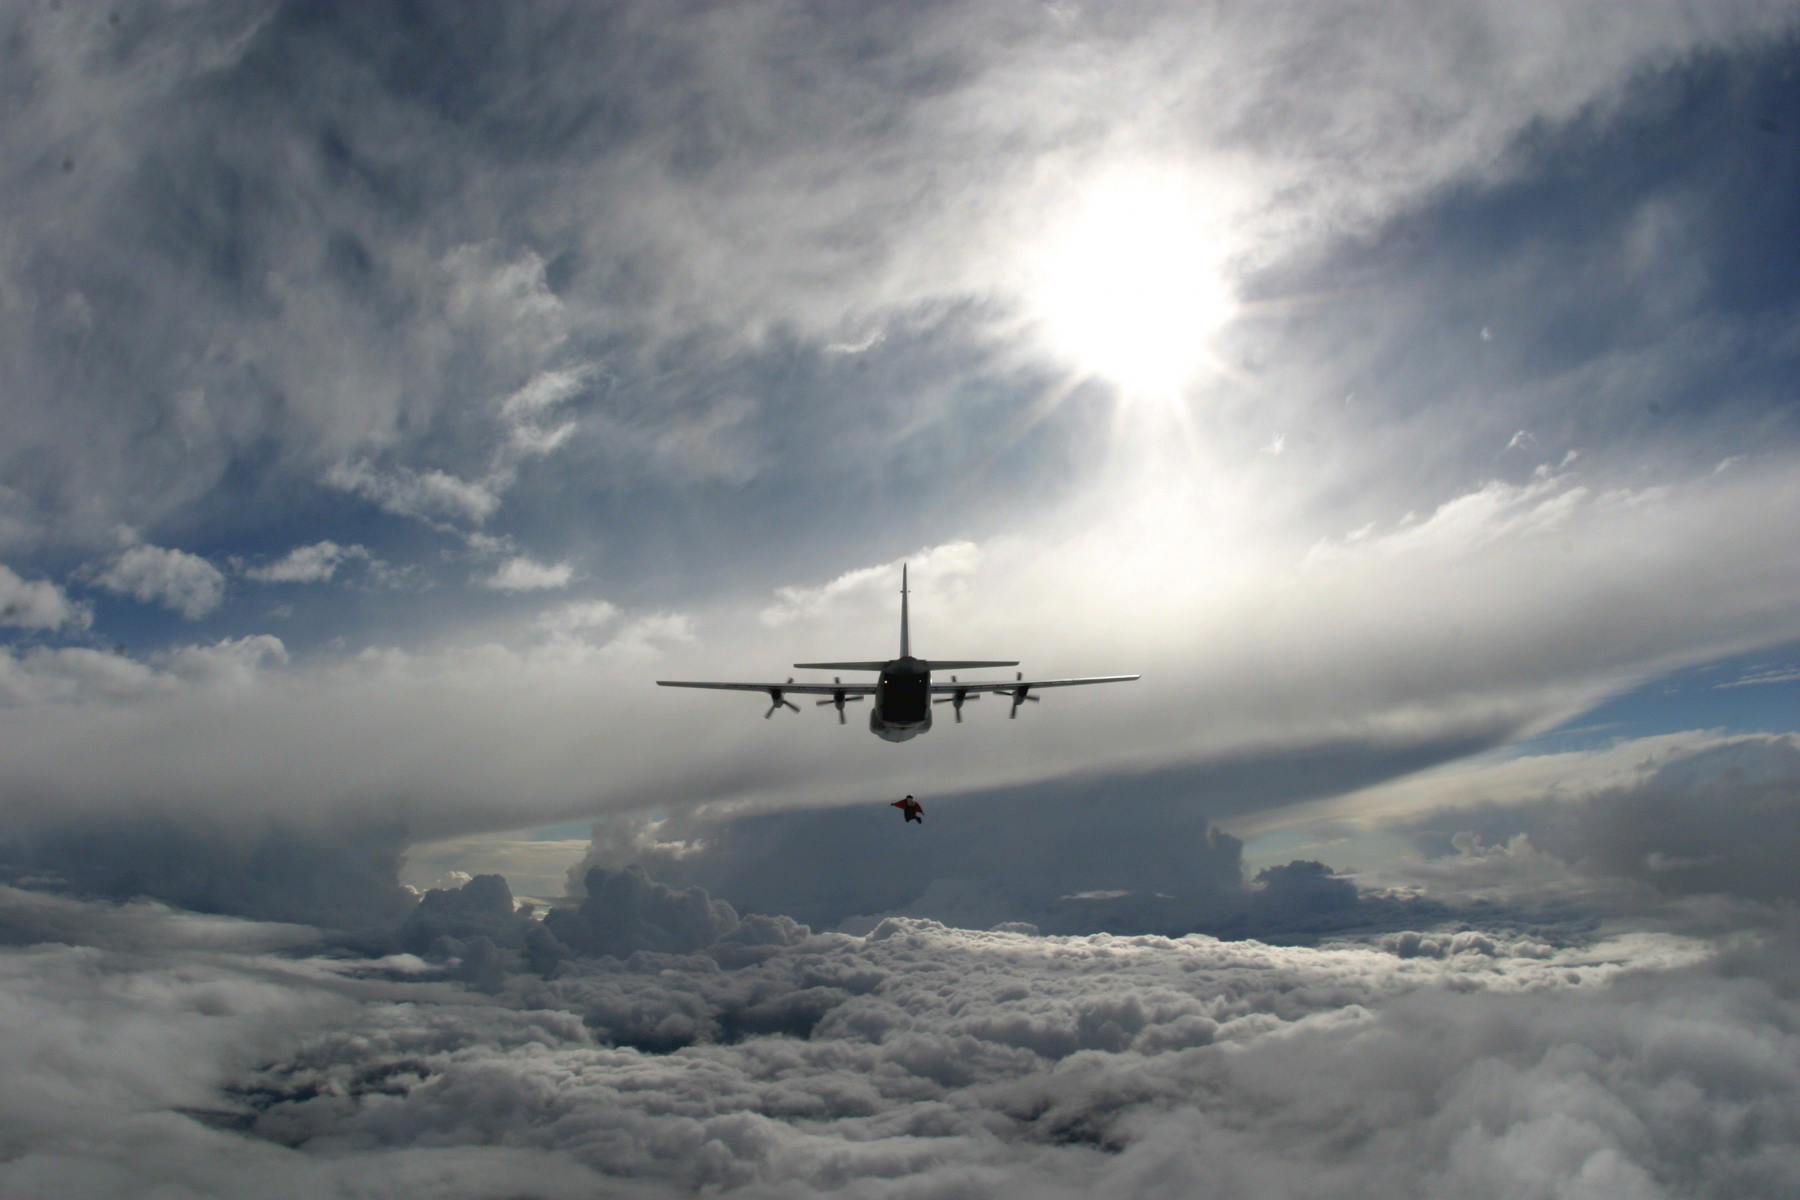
[658,677,879,720]
[929,673,1140,719]
[927,675,1139,693]
[658,680,876,695]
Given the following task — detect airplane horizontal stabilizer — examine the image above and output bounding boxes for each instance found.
[791,661,891,671]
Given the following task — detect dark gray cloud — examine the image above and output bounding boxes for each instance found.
[0,816,416,934]
[555,731,1545,940]
[1388,733,1800,907]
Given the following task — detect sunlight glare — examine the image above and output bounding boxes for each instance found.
[1033,172,1234,397]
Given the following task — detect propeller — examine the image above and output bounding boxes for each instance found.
[765,677,801,719]
[933,675,982,723]
[1008,670,1039,720]
[814,676,865,724]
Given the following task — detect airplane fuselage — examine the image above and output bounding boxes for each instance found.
[872,655,932,742]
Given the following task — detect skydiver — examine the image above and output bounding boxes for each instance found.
[891,795,923,824]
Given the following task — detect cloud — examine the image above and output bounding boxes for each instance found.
[1382,733,1800,907]
[759,542,982,628]
[323,459,503,524]
[543,864,745,962]
[1,876,1793,1199]
[1717,665,1800,688]
[480,556,576,592]
[91,544,226,619]
[3,6,1799,1191]
[0,564,88,631]
[0,0,1785,562]
[243,541,371,584]
[498,366,587,459]
[0,814,415,933]
[0,637,291,708]
[0,445,1792,856]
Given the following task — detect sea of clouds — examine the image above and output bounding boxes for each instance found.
[4,766,1798,1200]
[0,723,1792,1200]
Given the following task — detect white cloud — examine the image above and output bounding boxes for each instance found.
[243,540,371,584]
[92,544,225,619]
[0,564,88,631]
[760,541,981,627]
[1717,665,1800,688]
[0,450,1791,847]
[594,612,697,660]
[481,556,576,592]
[499,367,588,421]
[2,884,1792,1200]
[159,634,288,686]
[324,459,503,524]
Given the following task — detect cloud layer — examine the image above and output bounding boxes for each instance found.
[2,881,1794,1200]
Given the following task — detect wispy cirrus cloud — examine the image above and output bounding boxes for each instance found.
[243,540,373,584]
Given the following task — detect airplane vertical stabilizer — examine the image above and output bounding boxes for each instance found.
[900,564,910,658]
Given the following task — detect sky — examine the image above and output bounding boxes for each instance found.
[2,2,1799,1196]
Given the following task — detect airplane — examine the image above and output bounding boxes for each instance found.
[657,566,1139,742]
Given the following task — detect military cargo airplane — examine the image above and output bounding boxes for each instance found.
[657,566,1139,742]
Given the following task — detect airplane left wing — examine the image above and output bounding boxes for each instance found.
[657,680,876,695]
[657,678,877,720]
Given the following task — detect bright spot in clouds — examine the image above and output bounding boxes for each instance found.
[1032,169,1235,397]
[482,556,576,592]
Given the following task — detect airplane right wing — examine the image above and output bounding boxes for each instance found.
[928,673,1140,718]
[927,674,1140,693]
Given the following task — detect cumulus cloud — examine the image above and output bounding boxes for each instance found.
[0,563,87,631]
[243,540,371,584]
[1,876,1793,1199]
[91,543,226,619]
[0,637,292,708]
[1382,733,1800,907]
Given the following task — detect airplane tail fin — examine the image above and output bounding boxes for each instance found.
[900,563,910,659]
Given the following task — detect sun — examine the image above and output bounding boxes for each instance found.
[1032,171,1235,398]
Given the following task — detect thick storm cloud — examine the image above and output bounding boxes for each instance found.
[1381,733,1800,909]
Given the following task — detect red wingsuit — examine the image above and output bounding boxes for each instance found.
[891,795,923,824]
